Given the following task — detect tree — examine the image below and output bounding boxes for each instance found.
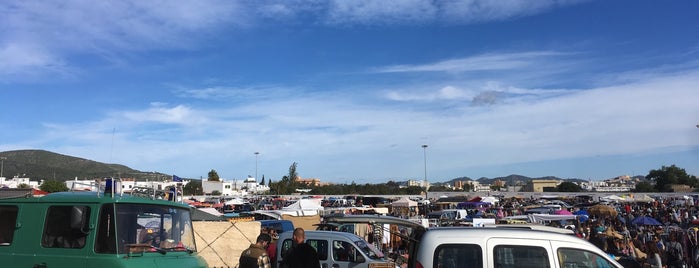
[633,181,655,192]
[208,169,220,181]
[40,180,69,193]
[183,180,202,195]
[17,183,31,189]
[288,162,298,182]
[646,165,697,192]
[556,181,582,192]
[260,175,265,186]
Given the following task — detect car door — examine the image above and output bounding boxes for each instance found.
[306,238,331,268]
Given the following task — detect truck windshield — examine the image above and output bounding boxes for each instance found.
[112,204,196,254]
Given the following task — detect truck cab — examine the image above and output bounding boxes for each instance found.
[0,183,207,268]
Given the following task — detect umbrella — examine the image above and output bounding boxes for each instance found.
[587,204,618,218]
[631,216,662,226]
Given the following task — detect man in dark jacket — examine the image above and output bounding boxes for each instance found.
[281,228,320,268]
[239,233,272,268]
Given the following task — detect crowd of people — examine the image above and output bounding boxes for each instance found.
[547,197,699,268]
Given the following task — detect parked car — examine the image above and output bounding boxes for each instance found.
[276,230,391,268]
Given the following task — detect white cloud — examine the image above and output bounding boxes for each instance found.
[24,69,698,181]
[374,51,568,73]
[323,0,584,25]
[0,1,244,77]
[0,1,583,78]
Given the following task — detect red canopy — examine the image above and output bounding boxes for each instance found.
[32,189,49,196]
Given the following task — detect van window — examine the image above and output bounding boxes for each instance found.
[307,239,329,260]
[281,239,329,261]
[0,206,18,246]
[95,204,117,253]
[433,244,483,268]
[494,245,550,268]
[42,205,91,249]
[333,240,355,262]
[557,247,613,268]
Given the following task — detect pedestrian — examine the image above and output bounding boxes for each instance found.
[281,228,320,268]
[665,232,684,268]
[239,233,272,268]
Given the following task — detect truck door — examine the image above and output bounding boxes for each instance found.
[33,205,92,268]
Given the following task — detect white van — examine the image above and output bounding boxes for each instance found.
[276,230,392,268]
[408,227,623,268]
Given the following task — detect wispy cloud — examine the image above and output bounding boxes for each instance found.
[323,0,585,25]
[374,51,569,73]
[0,1,583,78]
[0,1,243,78]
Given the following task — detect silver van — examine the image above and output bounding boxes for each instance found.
[276,230,392,268]
[409,227,623,268]
[322,214,623,268]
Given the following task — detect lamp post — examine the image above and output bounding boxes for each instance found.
[0,157,6,178]
[421,144,428,212]
[254,152,259,182]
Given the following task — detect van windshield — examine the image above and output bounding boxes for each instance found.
[355,240,383,260]
[113,204,196,254]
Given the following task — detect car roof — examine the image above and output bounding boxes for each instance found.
[278,230,362,240]
[419,227,578,241]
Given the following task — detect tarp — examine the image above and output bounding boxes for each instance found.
[391,197,417,207]
[527,214,578,224]
[631,216,662,226]
[283,198,323,210]
[480,196,499,204]
[601,195,625,201]
[199,207,224,216]
[554,209,573,215]
[191,208,226,221]
[224,198,246,205]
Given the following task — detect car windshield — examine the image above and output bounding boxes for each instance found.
[355,239,383,260]
[114,204,196,254]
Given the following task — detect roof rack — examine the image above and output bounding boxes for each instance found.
[0,188,33,199]
[68,178,184,203]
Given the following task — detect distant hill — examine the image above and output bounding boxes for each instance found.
[0,150,166,181]
[444,174,587,186]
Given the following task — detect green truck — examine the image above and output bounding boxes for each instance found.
[0,181,208,268]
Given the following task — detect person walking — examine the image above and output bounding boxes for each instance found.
[665,232,684,268]
[281,228,320,268]
[239,233,272,268]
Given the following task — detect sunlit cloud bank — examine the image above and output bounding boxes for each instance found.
[23,68,699,181]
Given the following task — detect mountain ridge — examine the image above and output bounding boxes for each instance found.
[1,149,596,184]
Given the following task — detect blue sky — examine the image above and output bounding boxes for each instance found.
[1,1,698,183]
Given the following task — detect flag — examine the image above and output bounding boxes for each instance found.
[173,175,183,182]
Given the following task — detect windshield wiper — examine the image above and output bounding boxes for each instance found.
[125,244,167,255]
[161,246,194,254]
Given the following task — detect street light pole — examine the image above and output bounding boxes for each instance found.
[254,152,259,182]
[421,144,428,207]
[0,157,6,178]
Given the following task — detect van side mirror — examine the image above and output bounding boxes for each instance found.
[70,206,90,234]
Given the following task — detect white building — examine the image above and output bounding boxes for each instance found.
[0,176,38,189]
[202,177,270,196]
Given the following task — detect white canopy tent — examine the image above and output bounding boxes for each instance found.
[391,197,418,207]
